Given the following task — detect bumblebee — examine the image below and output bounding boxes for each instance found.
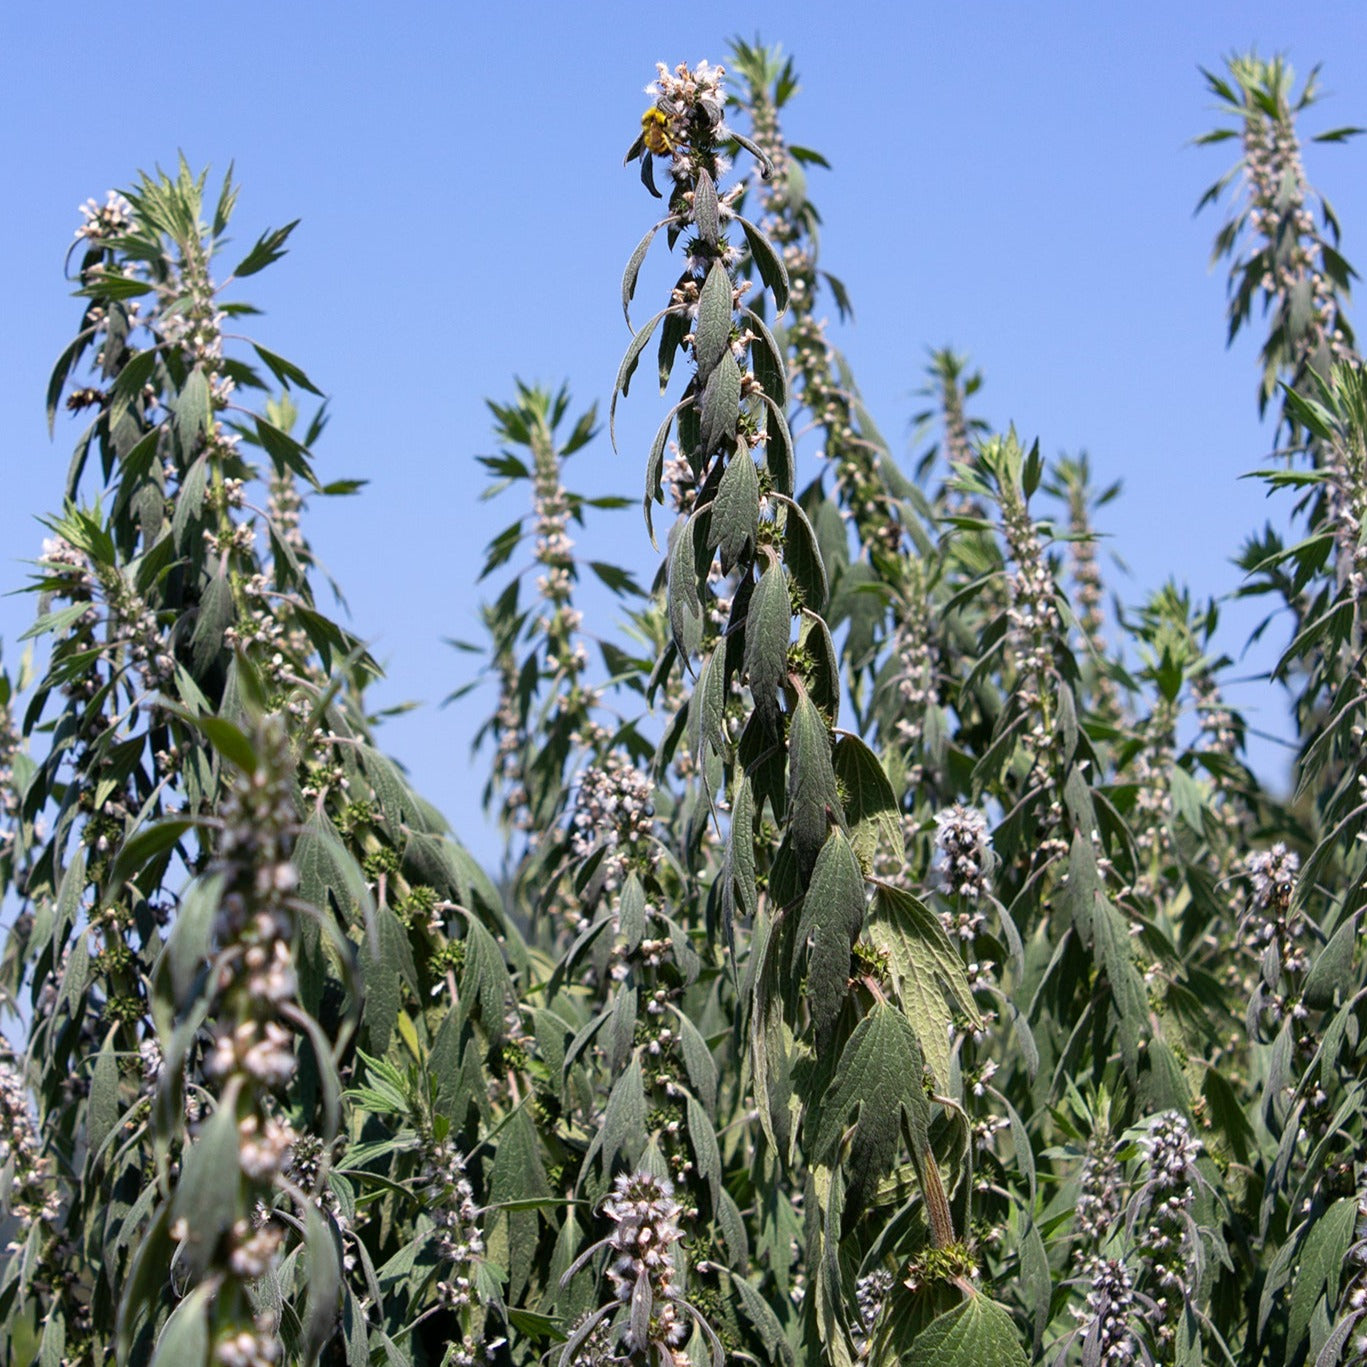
[640,107,675,156]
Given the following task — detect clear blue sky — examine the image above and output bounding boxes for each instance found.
[3,3,1366,866]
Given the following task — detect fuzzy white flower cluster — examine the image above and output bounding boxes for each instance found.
[1076,1257,1141,1364]
[75,191,133,242]
[424,1139,486,1313]
[1245,843,1299,914]
[932,803,994,903]
[602,1171,688,1357]
[0,1039,60,1231]
[570,757,656,890]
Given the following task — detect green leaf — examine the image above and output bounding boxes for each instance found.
[176,367,212,453]
[866,882,981,1091]
[171,452,209,550]
[694,167,720,246]
[743,307,787,408]
[832,735,903,873]
[610,308,669,447]
[622,216,673,325]
[906,1293,1028,1367]
[172,1084,244,1277]
[190,575,235,676]
[795,830,866,1046]
[149,1283,212,1367]
[731,1273,794,1366]
[1288,1197,1357,1358]
[666,511,704,662]
[811,1002,930,1209]
[361,904,419,1054]
[231,220,300,277]
[675,1008,719,1112]
[102,817,196,910]
[788,694,840,881]
[736,214,790,314]
[744,561,791,729]
[727,778,758,929]
[1303,911,1358,1010]
[694,260,733,381]
[689,645,727,764]
[301,1202,342,1365]
[778,494,828,612]
[710,444,759,566]
[195,715,259,775]
[252,342,323,395]
[86,1037,122,1158]
[1089,859,1148,1080]
[697,350,742,457]
[762,397,795,495]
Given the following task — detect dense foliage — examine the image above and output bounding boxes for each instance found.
[2,40,1366,1367]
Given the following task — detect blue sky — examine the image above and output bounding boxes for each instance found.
[3,3,1366,866]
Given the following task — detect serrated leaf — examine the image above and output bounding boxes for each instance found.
[694,168,720,245]
[1289,1197,1357,1356]
[811,1002,929,1209]
[788,694,840,881]
[252,342,323,395]
[732,1273,794,1365]
[583,1057,646,1180]
[361,904,419,1054]
[727,777,758,930]
[231,220,299,277]
[666,511,704,663]
[102,816,196,910]
[866,883,981,1091]
[710,444,759,566]
[621,216,672,325]
[907,1293,1028,1367]
[796,830,866,1046]
[762,397,795,495]
[778,494,828,612]
[176,367,212,454]
[832,735,903,872]
[190,574,235,675]
[1089,861,1148,1081]
[697,350,742,457]
[737,214,790,314]
[689,645,727,765]
[744,561,791,729]
[675,1007,718,1112]
[694,260,733,380]
[86,1037,121,1158]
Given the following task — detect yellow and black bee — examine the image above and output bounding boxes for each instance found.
[625,106,679,198]
[640,106,675,157]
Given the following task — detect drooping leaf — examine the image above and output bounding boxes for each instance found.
[832,735,902,873]
[694,260,733,381]
[666,510,704,663]
[866,882,981,1091]
[810,1001,930,1211]
[795,830,866,1047]
[788,693,840,881]
[736,214,790,314]
[710,444,759,567]
[905,1293,1029,1367]
[744,561,791,728]
[697,350,742,457]
[1288,1196,1358,1357]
